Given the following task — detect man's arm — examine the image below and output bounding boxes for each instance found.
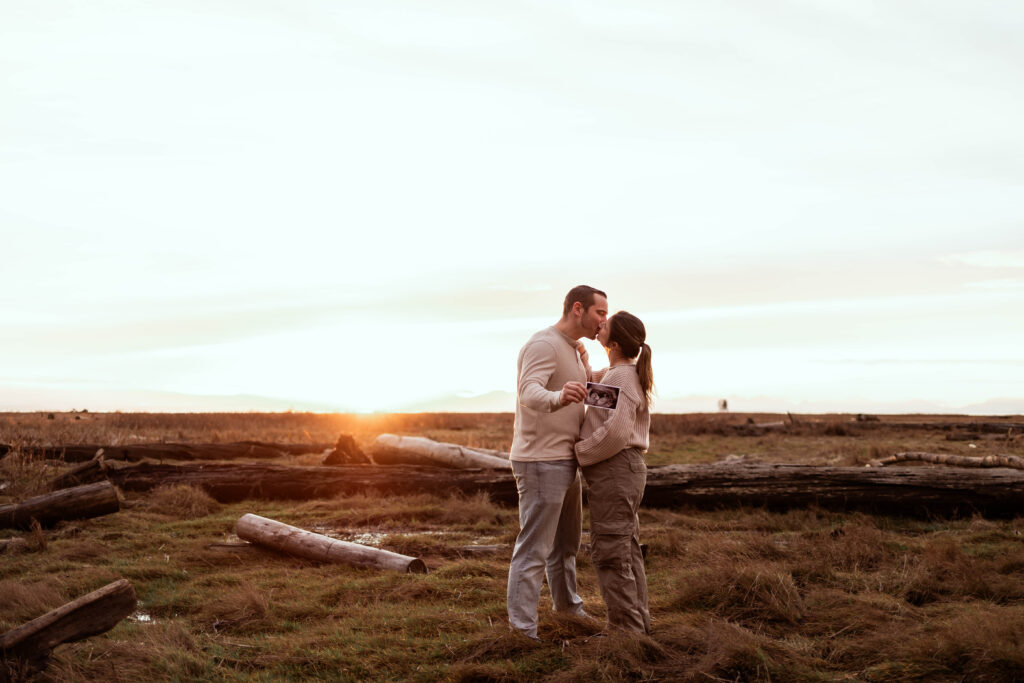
[519,341,585,412]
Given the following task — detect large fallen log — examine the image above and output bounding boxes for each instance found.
[107,462,519,505]
[370,434,510,469]
[0,481,120,530]
[235,513,427,573]
[7,441,331,464]
[1,579,136,678]
[105,461,1024,518]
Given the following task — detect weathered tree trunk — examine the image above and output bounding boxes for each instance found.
[11,442,331,464]
[640,462,1024,517]
[48,454,108,490]
[370,434,510,469]
[867,451,1024,470]
[234,513,427,573]
[105,461,1024,517]
[0,579,136,679]
[0,481,120,530]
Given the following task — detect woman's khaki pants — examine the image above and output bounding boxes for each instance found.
[582,447,650,634]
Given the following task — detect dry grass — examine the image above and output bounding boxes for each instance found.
[2,412,1024,680]
[142,484,221,519]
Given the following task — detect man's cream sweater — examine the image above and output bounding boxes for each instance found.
[509,326,587,462]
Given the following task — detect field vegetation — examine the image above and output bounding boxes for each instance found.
[2,411,1023,681]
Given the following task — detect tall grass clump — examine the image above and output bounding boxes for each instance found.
[142,484,220,519]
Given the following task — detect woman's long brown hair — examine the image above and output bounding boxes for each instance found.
[607,311,654,407]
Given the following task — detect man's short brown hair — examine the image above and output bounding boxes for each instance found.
[562,285,607,317]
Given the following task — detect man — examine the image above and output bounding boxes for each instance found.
[507,284,608,640]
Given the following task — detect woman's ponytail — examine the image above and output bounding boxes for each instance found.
[637,342,654,407]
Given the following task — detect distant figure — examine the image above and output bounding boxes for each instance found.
[718,398,729,412]
[575,311,654,634]
[507,285,608,640]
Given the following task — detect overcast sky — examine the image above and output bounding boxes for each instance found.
[2,0,1023,413]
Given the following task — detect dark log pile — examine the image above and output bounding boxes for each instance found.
[104,461,1024,518]
[320,434,371,466]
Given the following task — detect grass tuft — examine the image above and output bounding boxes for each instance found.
[143,484,221,519]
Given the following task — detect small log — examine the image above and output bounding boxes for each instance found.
[48,454,108,490]
[234,513,427,573]
[867,451,1024,470]
[370,434,510,469]
[0,481,120,530]
[0,579,136,676]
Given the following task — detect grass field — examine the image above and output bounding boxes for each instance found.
[2,412,1024,681]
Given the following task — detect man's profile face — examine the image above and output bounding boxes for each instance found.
[579,294,608,340]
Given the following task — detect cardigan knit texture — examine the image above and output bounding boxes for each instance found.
[575,364,650,467]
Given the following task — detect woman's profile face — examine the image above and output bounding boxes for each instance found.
[597,319,611,348]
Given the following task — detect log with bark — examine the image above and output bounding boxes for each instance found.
[370,434,510,469]
[7,441,332,464]
[0,481,120,530]
[234,513,427,573]
[0,579,135,679]
[105,461,1024,518]
[48,454,109,490]
[107,462,520,505]
[867,451,1024,470]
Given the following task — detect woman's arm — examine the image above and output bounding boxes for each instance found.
[575,385,639,466]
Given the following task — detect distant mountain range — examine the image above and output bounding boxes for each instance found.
[1,384,1021,416]
[395,392,1024,416]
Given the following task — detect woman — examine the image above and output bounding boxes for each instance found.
[575,311,653,634]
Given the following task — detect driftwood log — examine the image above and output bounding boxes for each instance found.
[105,461,1024,518]
[371,434,510,469]
[0,579,135,679]
[867,451,1024,470]
[5,442,331,464]
[0,481,120,530]
[48,454,108,490]
[234,513,427,573]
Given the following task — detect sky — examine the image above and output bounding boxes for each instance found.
[2,0,1023,414]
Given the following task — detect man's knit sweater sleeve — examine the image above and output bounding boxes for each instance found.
[518,340,563,413]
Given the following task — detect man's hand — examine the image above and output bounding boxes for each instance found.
[559,381,587,406]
